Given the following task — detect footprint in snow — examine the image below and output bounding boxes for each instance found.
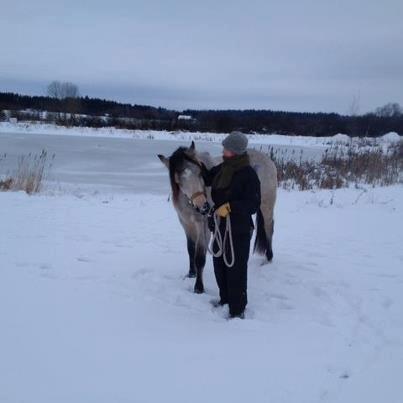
[269,293,289,301]
[76,257,91,263]
[40,272,57,279]
[276,301,295,310]
[39,265,57,279]
[382,297,393,309]
[15,261,30,268]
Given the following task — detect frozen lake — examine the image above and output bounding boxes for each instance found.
[0,132,220,194]
[0,131,324,194]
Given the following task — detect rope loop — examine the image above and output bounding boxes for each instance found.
[207,212,235,268]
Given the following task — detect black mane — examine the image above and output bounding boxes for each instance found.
[168,147,188,202]
[168,147,201,202]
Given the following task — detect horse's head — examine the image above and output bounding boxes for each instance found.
[158,141,210,214]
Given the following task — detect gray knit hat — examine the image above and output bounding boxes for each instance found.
[222,131,248,154]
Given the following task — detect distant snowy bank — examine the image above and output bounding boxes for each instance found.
[1,121,401,148]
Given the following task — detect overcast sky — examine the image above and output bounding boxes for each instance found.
[1,0,402,113]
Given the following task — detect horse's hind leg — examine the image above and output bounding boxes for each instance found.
[186,236,197,278]
[194,246,206,294]
[260,199,275,262]
[266,218,274,262]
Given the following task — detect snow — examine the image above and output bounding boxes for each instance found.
[177,114,193,120]
[382,132,401,142]
[1,121,402,148]
[1,128,403,403]
[332,133,351,143]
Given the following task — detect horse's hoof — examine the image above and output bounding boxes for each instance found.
[259,256,273,266]
[194,285,204,294]
[187,272,196,278]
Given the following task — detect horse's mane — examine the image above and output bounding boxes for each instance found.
[168,147,188,203]
[168,146,214,204]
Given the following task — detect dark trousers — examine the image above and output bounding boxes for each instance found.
[213,229,252,316]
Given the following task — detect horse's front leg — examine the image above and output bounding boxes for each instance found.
[186,235,197,278]
[193,244,206,294]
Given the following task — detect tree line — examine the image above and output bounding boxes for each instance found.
[1,91,402,137]
[183,108,403,137]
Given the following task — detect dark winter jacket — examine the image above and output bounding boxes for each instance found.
[202,160,261,234]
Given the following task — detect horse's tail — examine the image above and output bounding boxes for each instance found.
[254,207,274,261]
[254,208,267,255]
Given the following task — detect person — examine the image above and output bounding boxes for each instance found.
[201,131,261,319]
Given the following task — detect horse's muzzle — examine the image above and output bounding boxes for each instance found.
[197,201,211,216]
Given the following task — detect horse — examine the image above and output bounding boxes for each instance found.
[158,141,277,294]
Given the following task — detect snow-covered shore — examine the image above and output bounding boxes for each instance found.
[1,186,403,403]
[1,121,401,147]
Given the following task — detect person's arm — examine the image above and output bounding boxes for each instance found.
[229,169,261,215]
[200,163,221,187]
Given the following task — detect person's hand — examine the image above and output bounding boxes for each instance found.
[216,202,231,218]
[198,160,208,173]
[197,158,204,166]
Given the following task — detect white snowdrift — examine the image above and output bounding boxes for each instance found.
[382,132,401,142]
[332,133,351,143]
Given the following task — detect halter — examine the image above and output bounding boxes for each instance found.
[185,190,210,215]
[190,190,206,203]
[179,154,209,214]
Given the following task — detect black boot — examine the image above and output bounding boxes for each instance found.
[210,299,228,308]
[228,311,245,320]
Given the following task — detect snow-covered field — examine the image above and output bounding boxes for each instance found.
[1,126,402,403]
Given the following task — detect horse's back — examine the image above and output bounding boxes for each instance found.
[247,148,277,197]
[198,147,277,210]
[196,146,277,260]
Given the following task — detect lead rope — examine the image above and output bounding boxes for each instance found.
[207,212,235,268]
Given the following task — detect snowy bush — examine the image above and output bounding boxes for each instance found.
[266,141,402,190]
[0,150,55,194]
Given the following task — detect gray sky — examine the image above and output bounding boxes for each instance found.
[1,0,402,113]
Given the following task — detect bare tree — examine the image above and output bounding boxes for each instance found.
[348,92,361,116]
[375,102,402,117]
[61,82,79,98]
[47,81,61,99]
[346,92,361,135]
[47,81,79,99]
[47,81,80,123]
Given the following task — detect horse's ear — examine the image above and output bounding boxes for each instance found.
[157,154,169,169]
[186,141,196,156]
